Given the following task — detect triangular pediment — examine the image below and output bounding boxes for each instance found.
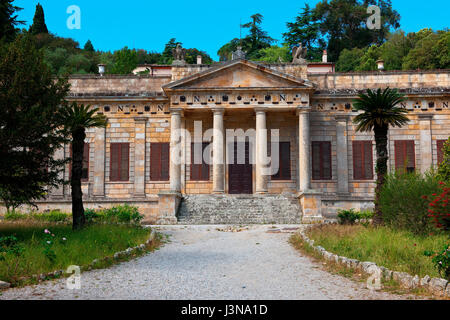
[163,60,313,91]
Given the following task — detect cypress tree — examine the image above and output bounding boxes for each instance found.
[29,3,48,35]
[84,40,94,52]
[0,0,24,42]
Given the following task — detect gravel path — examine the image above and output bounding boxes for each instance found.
[0,225,412,300]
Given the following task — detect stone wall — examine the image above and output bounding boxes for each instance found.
[309,70,450,90]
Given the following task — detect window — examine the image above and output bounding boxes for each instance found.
[110,143,129,181]
[190,143,210,181]
[272,142,291,180]
[437,140,447,165]
[69,143,89,181]
[150,143,170,181]
[395,140,415,173]
[312,141,332,180]
[352,141,373,180]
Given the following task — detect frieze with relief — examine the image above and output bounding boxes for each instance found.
[96,103,170,115]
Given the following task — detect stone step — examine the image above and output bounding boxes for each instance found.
[177,194,302,224]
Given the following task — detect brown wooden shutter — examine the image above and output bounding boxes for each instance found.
[150,143,170,181]
[191,143,210,181]
[110,143,120,181]
[322,142,332,180]
[437,140,446,165]
[395,140,415,173]
[272,142,291,180]
[353,141,373,180]
[120,143,129,181]
[312,141,331,180]
[312,142,321,180]
[161,143,170,181]
[150,143,161,181]
[363,141,374,180]
[353,141,364,180]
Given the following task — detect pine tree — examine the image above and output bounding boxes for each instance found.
[0,0,24,42]
[29,3,48,35]
[84,40,94,52]
[0,34,69,212]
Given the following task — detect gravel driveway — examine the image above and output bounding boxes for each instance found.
[0,225,411,300]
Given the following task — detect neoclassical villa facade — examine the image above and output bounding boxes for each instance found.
[7,52,450,224]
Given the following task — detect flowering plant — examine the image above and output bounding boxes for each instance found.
[426,182,450,231]
[42,229,56,263]
[424,243,450,280]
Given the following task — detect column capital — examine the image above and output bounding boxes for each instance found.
[210,107,225,115]
[254,106,268,114]
[134,117,148,123]
[335,115,350,122]
[296,106,311,115]
[418,114,433,120]
[170,108,184,116]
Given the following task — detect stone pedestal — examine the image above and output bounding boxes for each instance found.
[157,191,181,225]
[299,190,324,223]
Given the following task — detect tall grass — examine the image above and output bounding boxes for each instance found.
[307,224,448,278]
[0,222,151,285]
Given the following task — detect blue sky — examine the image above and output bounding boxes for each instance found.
[15,0,450,61]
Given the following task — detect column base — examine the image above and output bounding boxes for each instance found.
[157,191,182,225]
[298,190,324,224]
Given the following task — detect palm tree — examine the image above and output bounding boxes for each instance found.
[353,88,409,226]
[60,102,107,230]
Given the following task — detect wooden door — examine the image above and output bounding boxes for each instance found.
[228,141,253,194]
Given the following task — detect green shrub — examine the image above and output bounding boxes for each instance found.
[84,208,99,224]
[424,243,450,280]
[437,137,450,183]
[103,205,143,224]
[337,209,373,225]
[32,210,70,222]
[379,170,441,235]
[4,211,28,221]
[337,209,359,225]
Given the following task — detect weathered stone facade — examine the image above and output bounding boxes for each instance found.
[2,59,449,224]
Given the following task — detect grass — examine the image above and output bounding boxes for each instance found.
[304,224,448,278]
[0,221,157,286]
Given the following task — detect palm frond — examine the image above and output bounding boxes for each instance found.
[353,87,409,132]
[60,102,107,134]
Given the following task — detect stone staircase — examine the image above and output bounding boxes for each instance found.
[177,194,302,225]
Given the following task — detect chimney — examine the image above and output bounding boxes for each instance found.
[376,59,385,71]
[322,50,328,63]
[98,64,105,76]
[196,55,202,65]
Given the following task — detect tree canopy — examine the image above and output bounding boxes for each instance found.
[29,2,48,35]
[0,35,69,212]
[0,0,23,42]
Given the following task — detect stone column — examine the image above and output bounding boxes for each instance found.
[255,108,268,193]
[134,117,147,198]
[335,115,349,194]
[298,107,311,192]
[212,108,225,193]
[419,114,433,173]
[92,126,106,198]
[169,109,183,193]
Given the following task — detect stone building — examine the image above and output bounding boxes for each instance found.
[7,53,450,224]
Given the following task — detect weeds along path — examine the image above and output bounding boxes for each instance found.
[0,225,413,300]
